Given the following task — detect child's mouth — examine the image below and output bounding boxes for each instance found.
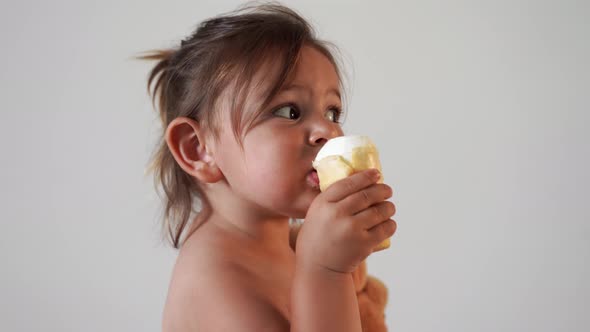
[307,169,320,189]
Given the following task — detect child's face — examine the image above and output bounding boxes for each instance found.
[214,45,344,219]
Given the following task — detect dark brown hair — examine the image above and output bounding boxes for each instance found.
[139,3,346,248]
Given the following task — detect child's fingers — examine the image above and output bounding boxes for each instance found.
[323,169,381,203]
[366,219,397,247]
[352,201,396,230]
[338,183,393,215]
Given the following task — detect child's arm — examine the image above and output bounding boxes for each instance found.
[291,261,362,332]
[290,169,396,332]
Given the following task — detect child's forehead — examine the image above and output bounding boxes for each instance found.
[255,46,340,94]
[281,48,341,97]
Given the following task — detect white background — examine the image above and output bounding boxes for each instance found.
[1,0,588,331]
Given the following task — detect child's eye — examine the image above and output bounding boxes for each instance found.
[273,105,301,120]
[325,106,343,123]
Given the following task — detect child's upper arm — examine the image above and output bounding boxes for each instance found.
[166,270,290,332]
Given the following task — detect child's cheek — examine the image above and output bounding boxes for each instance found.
[248,151,294,198]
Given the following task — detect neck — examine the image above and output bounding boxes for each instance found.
[211,211,293,254]
[199,183,295,256]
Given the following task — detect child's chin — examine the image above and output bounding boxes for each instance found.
[286,205,307,219]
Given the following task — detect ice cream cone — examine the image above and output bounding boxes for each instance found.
[312,135,390,252]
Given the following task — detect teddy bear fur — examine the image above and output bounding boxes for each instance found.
[289,222,389,332]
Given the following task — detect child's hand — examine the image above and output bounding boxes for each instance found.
[297,169,397,274]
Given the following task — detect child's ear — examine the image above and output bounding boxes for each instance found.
[165,117,224,183]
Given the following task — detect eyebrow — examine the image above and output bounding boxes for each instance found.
[280,83,341,100]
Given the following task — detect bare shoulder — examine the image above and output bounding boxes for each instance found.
[162,239,289,332]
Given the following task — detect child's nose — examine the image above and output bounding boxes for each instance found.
[308,118,343,146]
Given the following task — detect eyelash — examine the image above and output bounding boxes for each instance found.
[272,103,344,124]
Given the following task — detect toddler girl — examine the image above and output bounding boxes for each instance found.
[141,3,397,331]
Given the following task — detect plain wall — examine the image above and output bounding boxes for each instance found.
[1,0,588,331]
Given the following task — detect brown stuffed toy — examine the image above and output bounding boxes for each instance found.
[289,222,389,332]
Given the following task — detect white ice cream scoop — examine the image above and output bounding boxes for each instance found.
[312,135,383,191]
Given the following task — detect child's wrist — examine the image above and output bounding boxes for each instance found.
[295,256,352,279]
